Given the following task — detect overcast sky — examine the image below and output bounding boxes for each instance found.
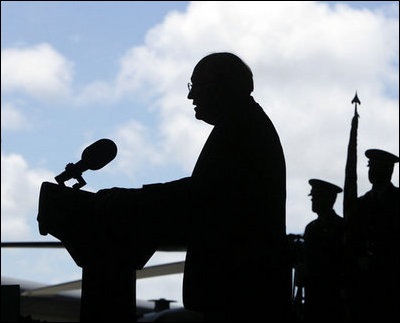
[1,1,399,306]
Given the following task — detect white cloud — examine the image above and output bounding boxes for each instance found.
[111,119,164,178]
[1,102,31,131]
[1,43,74,100]
[1,153,54,240]
[4,2,397,235]
[104,1,398,232]
[75,80,121,105]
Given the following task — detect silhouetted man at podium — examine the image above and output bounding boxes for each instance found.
[345,149,399,322]
[97,52,290,321]
[302,179,344,322]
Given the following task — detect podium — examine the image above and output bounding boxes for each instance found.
[37,182,156,321]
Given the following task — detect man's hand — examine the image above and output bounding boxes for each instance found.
[94,187,143,215]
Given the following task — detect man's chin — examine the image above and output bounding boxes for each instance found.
[194,111,202,120]
[194,108,203,120]
[195,112,215,125]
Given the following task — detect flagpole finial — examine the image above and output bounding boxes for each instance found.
[351,91,361,105]
[351,91,361,117]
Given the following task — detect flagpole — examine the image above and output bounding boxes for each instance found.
[343,92,360,220]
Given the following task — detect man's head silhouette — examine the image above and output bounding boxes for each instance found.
[187,52,253,125]
[365,149,399,187]
[308,179,342,215]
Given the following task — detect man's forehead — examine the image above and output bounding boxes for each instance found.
[191,66,214,83]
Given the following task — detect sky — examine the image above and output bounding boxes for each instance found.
[1,1,399,307]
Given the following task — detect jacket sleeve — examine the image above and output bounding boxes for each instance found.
[139,177,192,247]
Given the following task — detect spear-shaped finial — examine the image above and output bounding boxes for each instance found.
[351,91,361,117]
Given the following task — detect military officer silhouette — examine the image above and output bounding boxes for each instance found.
[345,149,399,322]
[303,179,345,322]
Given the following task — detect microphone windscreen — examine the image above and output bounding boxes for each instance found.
[81,139,117,171]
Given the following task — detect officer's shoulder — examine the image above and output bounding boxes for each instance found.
[304,219,318,232]
[358,190,373,201]
[333,213,344,222]
[333,214,345,229]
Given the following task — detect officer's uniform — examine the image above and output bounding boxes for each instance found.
[345,149,399,321]
[303,179,345,322]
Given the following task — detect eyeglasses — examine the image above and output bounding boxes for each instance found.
[187,82,215,93]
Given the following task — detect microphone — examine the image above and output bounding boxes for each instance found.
[55,139,117,189]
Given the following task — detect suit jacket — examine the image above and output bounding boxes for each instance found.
[138,97,288,315]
